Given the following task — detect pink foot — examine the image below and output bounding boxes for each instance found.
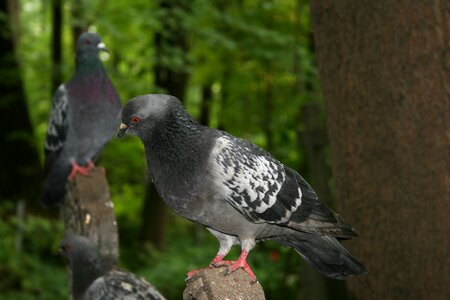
[186,267,209,281]
[209,254,234,267]
[210,254,225,265]
[186,254,230,280]
[86,160,95,170]
[211,260,234,267]
[226,250,257,282]
[68,160,95,180]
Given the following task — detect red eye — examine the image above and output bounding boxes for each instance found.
[131,117,141,123]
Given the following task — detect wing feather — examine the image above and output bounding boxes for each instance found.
[44,84,68,173]
[212,135,358,237]
[84,269,165,300]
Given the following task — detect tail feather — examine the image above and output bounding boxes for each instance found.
[274,233,367,279]
[41,162,71,207]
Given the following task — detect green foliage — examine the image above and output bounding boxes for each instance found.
[3,0,332,298]
[0,203,67,299]
[119,216,305,299]
[0,202,303,299]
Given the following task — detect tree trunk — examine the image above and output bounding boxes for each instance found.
[51,0,63,93]
[293,3,335,297]
[62,168,119,299]
[141,0,190,249]
[62,168,119,262]
[141,178,169,249]
[311,1,450,299]
[70,0,85,46]
[6,0,20,48]
[199,84,212,126]
[0,0,42,207]
[184,267,265,300]
[263,73,274,151]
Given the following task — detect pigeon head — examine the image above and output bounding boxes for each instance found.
[59,235,101,264]
[75,32,108,64]
[59,235,110,299]
[118,94,185,138]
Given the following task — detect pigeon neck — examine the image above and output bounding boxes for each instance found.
[75,53,104,75]
[71,253,110,300]
[144,110,203,158]
[142,110,212,194]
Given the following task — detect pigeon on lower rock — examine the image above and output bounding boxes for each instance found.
[41,32,122,206]
[59,235,165,300]
[118,94,367,282]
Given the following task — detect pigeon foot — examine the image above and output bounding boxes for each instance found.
[225,250,257,282]
[209,254,233,267]
[186,254,233,281]
[211,260,233,267]
[186,267,210,281]
[68,160,95,180]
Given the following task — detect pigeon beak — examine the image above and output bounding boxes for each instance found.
[117,123,129,138]
[56,247,64,256]
[97,42,109,53]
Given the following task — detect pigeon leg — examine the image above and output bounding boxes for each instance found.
[68,160,94,180]
[207,228,237,267]
[186,229,236,280]
[86,159,96,171]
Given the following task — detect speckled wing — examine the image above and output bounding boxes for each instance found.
[211,135,303,224]
[44,84,68,174]
[84,269,166,300]
[211,135,358,237]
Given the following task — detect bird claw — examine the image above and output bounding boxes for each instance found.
[185,270,197,281]
[210,260,234,268]
[224,257,257,282]
[185,267,209,282]
[68,160,95,180]
[187,252,258,283]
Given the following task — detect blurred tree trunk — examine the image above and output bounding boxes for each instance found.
[294,2,336,298]
[141,0,190,249]
[0,0,42,207]
[263,74,274,151]
[262,1,274,152]
[6,0,20,48]
[311,1,450,299]
[199,85,212,126]
[51,0,63,93]
[70,0,85,46]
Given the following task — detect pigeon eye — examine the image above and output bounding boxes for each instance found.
[131,117,141,123]
[85,39,92,45]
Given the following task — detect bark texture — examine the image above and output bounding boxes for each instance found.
[62,167,119,262]
[70,0,85,47]
[310,1,450,299]
[184,267,265,300]
[51,0,63,93]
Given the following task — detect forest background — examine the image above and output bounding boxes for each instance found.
[1,0,448,299]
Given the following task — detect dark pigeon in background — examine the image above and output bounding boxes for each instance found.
[59,235,166,300]
[118,94,367,281]
[42,32,122,206]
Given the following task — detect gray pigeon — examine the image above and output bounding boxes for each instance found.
[59,235,166,300]
[42,32,122,206]
[118,94,367,281]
